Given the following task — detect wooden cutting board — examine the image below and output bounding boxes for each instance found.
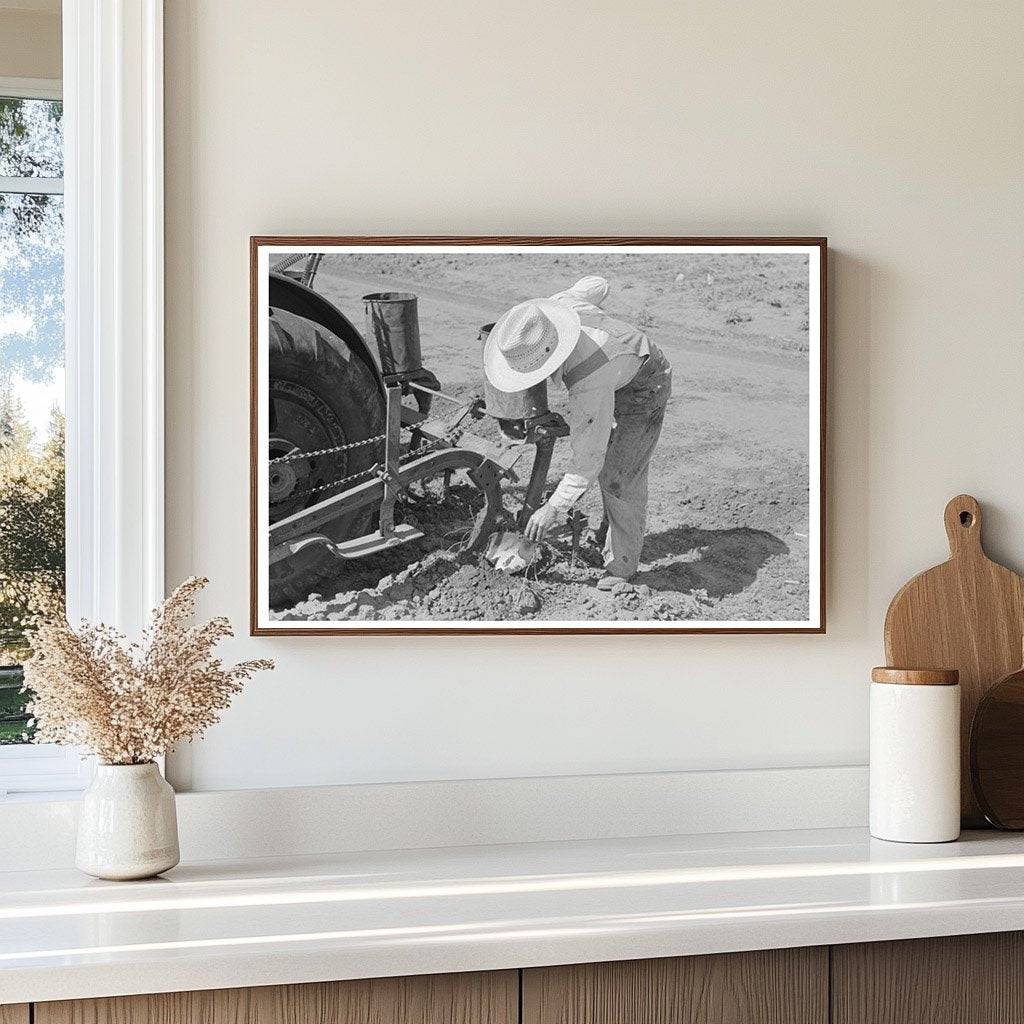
[884,494,1024,826]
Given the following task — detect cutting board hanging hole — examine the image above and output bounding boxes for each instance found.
[944,494,983,557]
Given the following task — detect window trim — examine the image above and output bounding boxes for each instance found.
[63,0,165,635]
[0,175,63,195]
[0,3,165,798]
[0,78,64,195]
[0,743,93,798]
[0,77,61,101]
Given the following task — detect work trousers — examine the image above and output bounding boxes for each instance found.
[598,344,672,579]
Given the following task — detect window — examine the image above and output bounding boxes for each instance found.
[0,80,82,796]
[0,5,166,798]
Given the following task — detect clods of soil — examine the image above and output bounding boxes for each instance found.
[270,526,800,624]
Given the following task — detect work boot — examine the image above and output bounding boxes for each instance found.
[596,574,632,591]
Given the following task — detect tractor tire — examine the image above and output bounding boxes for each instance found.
[267,307,385,609]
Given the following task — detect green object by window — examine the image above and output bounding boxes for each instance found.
[0,664,32,744]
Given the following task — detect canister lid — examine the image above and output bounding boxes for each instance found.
[871,667,959,686]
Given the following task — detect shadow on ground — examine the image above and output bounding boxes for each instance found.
[635,525,789,599]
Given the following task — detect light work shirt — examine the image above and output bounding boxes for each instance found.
[543,280,650,511]
[548,348,643,510]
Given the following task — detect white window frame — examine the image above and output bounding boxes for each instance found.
[0,76,64,195]
[0,1,165,799]
[0,77,61,101]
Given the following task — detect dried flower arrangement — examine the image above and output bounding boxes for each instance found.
[23,577,273,765]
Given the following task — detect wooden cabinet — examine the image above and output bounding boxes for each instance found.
[34,971,517,1024]
[832,932,1024,1024]
[24,932,1024,1024]
[521,935,1024,1024]
[522,948,828,1024]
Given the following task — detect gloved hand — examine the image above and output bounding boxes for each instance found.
[485,531,540,574]
[524,502,559,542]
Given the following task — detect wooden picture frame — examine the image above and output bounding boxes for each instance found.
[250,236,827,635]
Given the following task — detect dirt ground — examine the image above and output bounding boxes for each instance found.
[270,252,813,625]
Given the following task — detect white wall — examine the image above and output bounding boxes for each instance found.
[0,5,61,80]
[164,0,1024,792]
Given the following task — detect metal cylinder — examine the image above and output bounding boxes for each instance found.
[363,292,423,376]
[479,322,550,420]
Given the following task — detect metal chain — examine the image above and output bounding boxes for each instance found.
[270,433,385,465]
[400,423,467,463]
[270,253,308,274]
[286,464,379,500]
[399,432,450,463]
[282,424,467,502]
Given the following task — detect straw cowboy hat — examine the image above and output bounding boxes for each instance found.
[483,299,581,393]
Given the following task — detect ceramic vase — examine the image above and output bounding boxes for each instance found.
[76,762,180,880]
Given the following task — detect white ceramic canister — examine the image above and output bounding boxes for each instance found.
[869,667,961,843]
[76,762,180,880]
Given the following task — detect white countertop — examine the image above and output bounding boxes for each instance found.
[4,826,1024,1004]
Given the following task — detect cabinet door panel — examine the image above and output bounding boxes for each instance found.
[523,948,828,1024]
[832,932,1024,1024]
[36,970,517,1024]
[0,1006,29,1024]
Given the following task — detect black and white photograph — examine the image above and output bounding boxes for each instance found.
[251,239,824,634]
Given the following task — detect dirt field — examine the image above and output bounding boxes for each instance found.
[270,251,814,625]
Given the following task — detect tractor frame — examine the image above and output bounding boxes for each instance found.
[267,264,571,572]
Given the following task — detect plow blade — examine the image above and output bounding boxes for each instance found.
[271,523,424,565]
[335,525,424,558]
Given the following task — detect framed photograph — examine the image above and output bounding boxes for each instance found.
[250,237,826,635]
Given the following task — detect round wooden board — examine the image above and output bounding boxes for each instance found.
[970,664,1024,829]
